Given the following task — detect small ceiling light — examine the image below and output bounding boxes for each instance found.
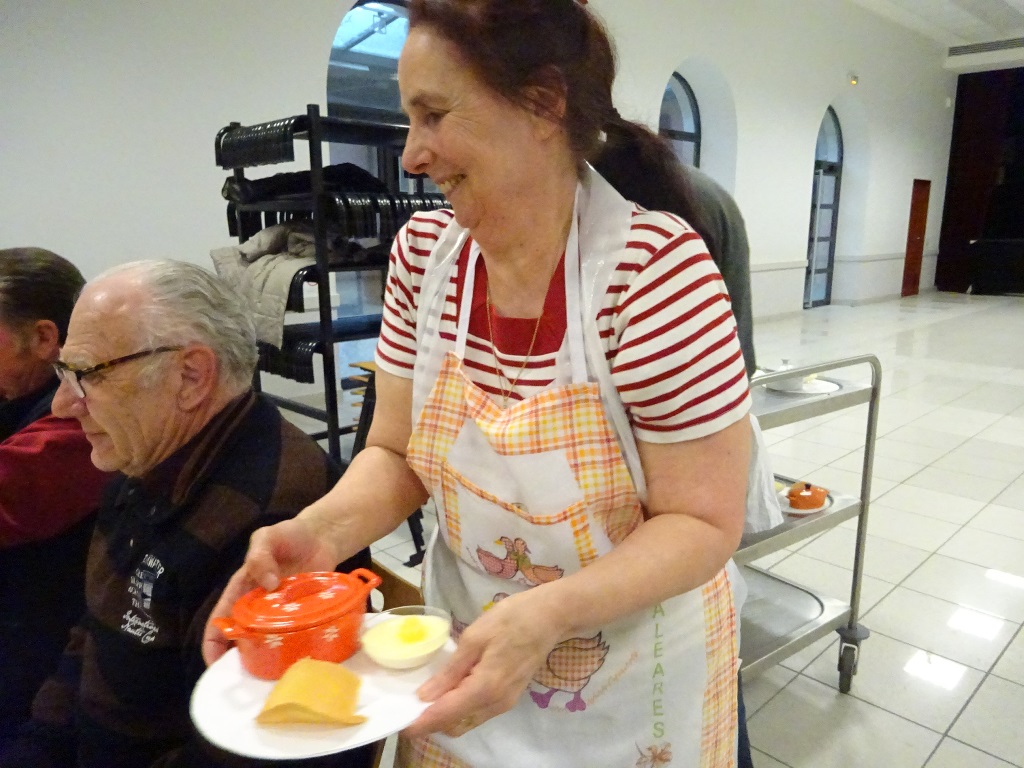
[849,73,859,86]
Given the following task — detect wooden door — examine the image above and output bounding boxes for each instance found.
[902,179,930,297]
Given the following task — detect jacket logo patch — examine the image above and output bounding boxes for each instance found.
[124,553,164,644]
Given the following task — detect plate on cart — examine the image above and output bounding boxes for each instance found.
[764,377,840,395]
[777,489,832,517]
[191,628,455,759]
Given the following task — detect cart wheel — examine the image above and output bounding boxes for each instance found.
[838,644,857,693]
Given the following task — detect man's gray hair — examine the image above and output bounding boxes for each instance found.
[97,260,258,393]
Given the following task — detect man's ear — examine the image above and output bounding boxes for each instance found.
[175,345,219,411]
[27,319,60,362]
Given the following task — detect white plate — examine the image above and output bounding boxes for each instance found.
[764,377,841,395]
[190,622,455,759]
[778,488,832,517]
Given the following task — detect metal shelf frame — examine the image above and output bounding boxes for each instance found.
[735,485,860,565]
[738,566,852,679]
[215,104,437,464]
[738,354,882,692]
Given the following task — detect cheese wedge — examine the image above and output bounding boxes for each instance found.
[256,657,366,726]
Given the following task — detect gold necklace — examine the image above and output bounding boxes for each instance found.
[485,287,542,408]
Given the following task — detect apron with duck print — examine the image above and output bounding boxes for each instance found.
[397,170,740,768]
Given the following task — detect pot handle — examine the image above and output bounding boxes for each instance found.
[211,616,257,640]
[350,567,383,598]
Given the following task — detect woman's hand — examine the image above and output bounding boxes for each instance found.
[201,517,342,666]
[403,590,566,738]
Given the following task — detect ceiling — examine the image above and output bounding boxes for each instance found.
[848,0,1024,47]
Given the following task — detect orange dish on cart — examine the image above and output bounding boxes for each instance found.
[786,481,829,511]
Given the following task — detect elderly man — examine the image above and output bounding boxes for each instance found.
[0,248,111,737]
[0,260,371,768]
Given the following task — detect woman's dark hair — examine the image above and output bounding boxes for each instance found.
[0,247,85,343]
[406,0,714,246]
[594,118,717,257]
[408,0,614,167]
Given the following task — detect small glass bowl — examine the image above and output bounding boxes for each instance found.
[360,605,452,670]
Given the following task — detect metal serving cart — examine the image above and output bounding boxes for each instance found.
[736,354,882,693]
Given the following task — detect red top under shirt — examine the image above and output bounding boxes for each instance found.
[376,206,751,442]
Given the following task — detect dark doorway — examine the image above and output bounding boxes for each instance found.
[936,67,1024,293]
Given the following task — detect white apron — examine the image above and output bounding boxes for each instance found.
[398,169,739,768]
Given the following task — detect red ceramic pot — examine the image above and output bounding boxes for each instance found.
[213,569,381,680]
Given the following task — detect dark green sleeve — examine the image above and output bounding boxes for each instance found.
[687,168,757,377]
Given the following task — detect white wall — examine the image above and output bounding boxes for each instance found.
[592,0,958,315]
[0,0,356,277]
[1,0,957,317]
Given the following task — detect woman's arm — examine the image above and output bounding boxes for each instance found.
[522,414,749,633]
[202,370,427,664]
[407,414,750,737]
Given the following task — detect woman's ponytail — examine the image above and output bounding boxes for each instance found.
[591,115,717,256]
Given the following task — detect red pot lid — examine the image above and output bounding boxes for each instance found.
[231,570,376,632]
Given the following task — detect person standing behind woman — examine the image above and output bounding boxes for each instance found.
[595,117,761,768]
[595,127,757,378]
[206,1,752,766]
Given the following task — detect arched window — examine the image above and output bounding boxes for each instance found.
[323,1,413,322]
[327,1,428,192]
[804,106,844,308]
[327,0,408,120]
[659,73,701,167]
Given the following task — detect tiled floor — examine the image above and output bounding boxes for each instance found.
[368,291,1024,768]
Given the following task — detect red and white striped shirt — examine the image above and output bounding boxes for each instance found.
[375,206,750,442]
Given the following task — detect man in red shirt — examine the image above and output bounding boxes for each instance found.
[0,248,111,736]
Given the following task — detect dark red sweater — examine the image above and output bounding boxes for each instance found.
[0,414,110,548]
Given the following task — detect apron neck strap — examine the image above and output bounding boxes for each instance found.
[455,245,476,356]
[565,186,586,383]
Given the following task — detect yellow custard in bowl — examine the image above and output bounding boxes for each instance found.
[361,606,451,670]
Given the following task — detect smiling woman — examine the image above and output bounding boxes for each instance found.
[398,25,578,264]
[205,2,754,767]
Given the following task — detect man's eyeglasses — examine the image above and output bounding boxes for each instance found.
[52,346,183,399]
